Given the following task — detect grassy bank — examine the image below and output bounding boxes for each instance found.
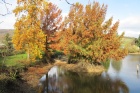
[122,37,140,53]
[0,55,105,93]
[0,54,27,66]
[122,37,135,46]
[129,52,140,54]
[0,74,36,93]
[0,54,37,93]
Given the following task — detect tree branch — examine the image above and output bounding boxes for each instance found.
[65,0,74,6]
[2,0,12,5]
[0,12,11,16]
[0,0,12,16]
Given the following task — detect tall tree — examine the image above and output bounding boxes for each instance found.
[41,2,62,63]
[12,0,47,61]
[2,33,13,56]
[135,35,140,48]
[54,2,128,64]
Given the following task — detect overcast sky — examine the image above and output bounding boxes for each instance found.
[0,0,140,38]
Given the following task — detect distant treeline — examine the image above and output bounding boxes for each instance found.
[0,29,13,42]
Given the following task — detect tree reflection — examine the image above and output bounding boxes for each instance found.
[126,54,140,63]
[111,60,122,73]
[39,66,129,93]
[62,72,129,93]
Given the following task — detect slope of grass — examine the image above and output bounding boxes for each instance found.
[122,37,135,46]
[121,37,140,53]
[0,29,14,42]
[0,54,27,66]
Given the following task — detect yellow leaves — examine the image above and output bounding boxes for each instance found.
[12,0,48,61]
[13,6,24,16]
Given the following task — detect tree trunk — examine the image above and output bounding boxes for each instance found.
[27,47,30,61]
[46,73,48,93]
[68,56,72,64]
[44,36,52,63]
[2,52,6,66]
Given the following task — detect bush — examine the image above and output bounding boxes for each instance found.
[0,76,22,93]
[128,45,139,53]
[12,50,25,55]
[0,63,26,80]
[51,50,64,58]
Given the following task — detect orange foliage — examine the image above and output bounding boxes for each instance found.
[53,2,128,63]
[41,2,62,62]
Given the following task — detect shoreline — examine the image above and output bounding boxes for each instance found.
[20,59,105,92]
[129,53,140,55]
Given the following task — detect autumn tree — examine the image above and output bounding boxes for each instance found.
[41,2,62,63]
[12,0,48,61]
[54,2,128,64]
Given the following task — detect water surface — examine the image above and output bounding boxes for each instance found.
[39,54,140,93]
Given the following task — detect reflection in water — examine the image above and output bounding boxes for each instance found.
[39,54,140,93]
[127,54,140,62]
[137,72,140,79]
[107,54,140,93]
[111,60,122,73]
[39,66,128,93]
[102,59,110,70]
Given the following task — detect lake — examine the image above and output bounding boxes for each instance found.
[39,54,140,93]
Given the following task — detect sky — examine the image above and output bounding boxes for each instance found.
[0,0,140,38]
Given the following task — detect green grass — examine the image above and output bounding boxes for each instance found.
[0,54,27,66]
[121,37,140,53]
[122,37,135,47]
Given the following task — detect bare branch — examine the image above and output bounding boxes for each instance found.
[0,12,12,16]
[0,0,12,16]
[65,0,74,6]
[2,0,12,5]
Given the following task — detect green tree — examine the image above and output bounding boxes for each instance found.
[0,45,7,66]
[135,35,140,48]
[2,33,13,56]
[0,33,13,66]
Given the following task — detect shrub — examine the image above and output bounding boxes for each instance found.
[51,50,64,58]
[128,45,139,53]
